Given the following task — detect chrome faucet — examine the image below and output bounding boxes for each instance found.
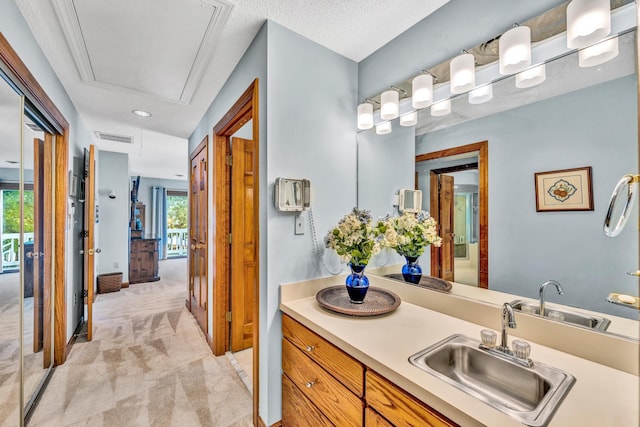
[539,280,565,317]
[497,302,517,354]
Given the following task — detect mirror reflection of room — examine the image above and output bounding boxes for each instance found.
[357,25,638,337]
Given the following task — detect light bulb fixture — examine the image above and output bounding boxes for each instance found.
[450,53,475,94]
[499,25,531,74]
[400,111,418,127]
[567,0,611,49]
[412,72,434,109]
[132,109,151,117]
[380,90,399,120]
[376,121,392,135]
[579,36,619,67]
[357,102,374,130]
[515,63,546,88]
[431,99,451,116]
[468,84,493,104]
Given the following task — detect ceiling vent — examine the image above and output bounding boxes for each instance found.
[95,131,134,144]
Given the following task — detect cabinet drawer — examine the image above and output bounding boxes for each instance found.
[282,374,333,427]
[282,338,363,427]
[282,314,364,397]
[365,407,393,427]
[366,370,457,427]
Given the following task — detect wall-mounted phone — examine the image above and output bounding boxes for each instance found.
[274,177,311,212]
[397,189,422,213]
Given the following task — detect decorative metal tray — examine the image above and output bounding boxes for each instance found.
[384,274,452,293]
[316,286,401,317]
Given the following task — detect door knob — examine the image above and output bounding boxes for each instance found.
[95,248,102,253]
[79,249,84,255]
[191,244,196,250]
[26,252,33,258]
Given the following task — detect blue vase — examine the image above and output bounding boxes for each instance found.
[402,256,422,284]
[346,264,369,304]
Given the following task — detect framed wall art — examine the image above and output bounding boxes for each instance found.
[534,166,594,212]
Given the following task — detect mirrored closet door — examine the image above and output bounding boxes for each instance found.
[0,70,55,426]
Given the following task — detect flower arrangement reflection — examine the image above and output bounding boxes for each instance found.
[379,211,442,284]
[379,211,442,258]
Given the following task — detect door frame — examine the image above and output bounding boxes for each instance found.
[0,33,70,365]
[416,141,488,288]
[211,79,260,425]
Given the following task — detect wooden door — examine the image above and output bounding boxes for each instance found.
[230,137,255,352]
[439,175,455,281]
[83,145,96,341]
[32,138,44,354]
[189,140,208,334]
[32,137,52,366]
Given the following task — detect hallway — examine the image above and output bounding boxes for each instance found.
[28,258,252,426]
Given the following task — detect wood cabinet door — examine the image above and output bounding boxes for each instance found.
[282,374,333,427]
[282,314,364,397]
[365,407,393,427]
[366,370,457,427]
[282,338,363,427]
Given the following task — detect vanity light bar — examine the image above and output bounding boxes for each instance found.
[358,0,631,136]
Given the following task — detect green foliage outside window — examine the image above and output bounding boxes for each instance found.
[2,190,34,234]
[167,195,187,229]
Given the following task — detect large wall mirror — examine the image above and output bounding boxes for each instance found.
[0,69,56,424]
[358,18,638,341]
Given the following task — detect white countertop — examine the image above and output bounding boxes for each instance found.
[280,276,640,427]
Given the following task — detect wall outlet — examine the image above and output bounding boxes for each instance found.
[113,262,119,269]
[295,214,305,235]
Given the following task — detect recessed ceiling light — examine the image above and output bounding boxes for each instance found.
[132,110,152,117]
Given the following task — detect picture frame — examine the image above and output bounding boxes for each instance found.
[534,166,594,212]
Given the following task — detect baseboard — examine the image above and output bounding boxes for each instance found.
[121,281,130,288]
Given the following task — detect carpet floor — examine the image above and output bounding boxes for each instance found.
[28,258,252,426]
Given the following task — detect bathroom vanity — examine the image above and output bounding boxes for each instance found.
[280,275,639,426]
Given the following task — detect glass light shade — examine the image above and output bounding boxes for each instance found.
[412,74,433,109]
[515,64,546,88]
[399,111,418,127]
[376,121,392,135]
[430,99,451,116]
[357,102,373,130]
[499,26,531,74]
[450,53,475,94]
[468,85,493,104]
[567,0,611,49]
[380,90,399,120]
[579,36,619,67]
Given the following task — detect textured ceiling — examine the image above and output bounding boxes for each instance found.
[14,0,449,180]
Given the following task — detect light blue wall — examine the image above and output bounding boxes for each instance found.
[416,75,637,318]
[1,0,94,341]
[266,21,358,422]
[357,0,566,100]
[188,20,357,424]
[188,20,269,419]
[357,125,415,269]
[97,151,130,282]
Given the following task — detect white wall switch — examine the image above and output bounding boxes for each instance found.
[295,214,305,235]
